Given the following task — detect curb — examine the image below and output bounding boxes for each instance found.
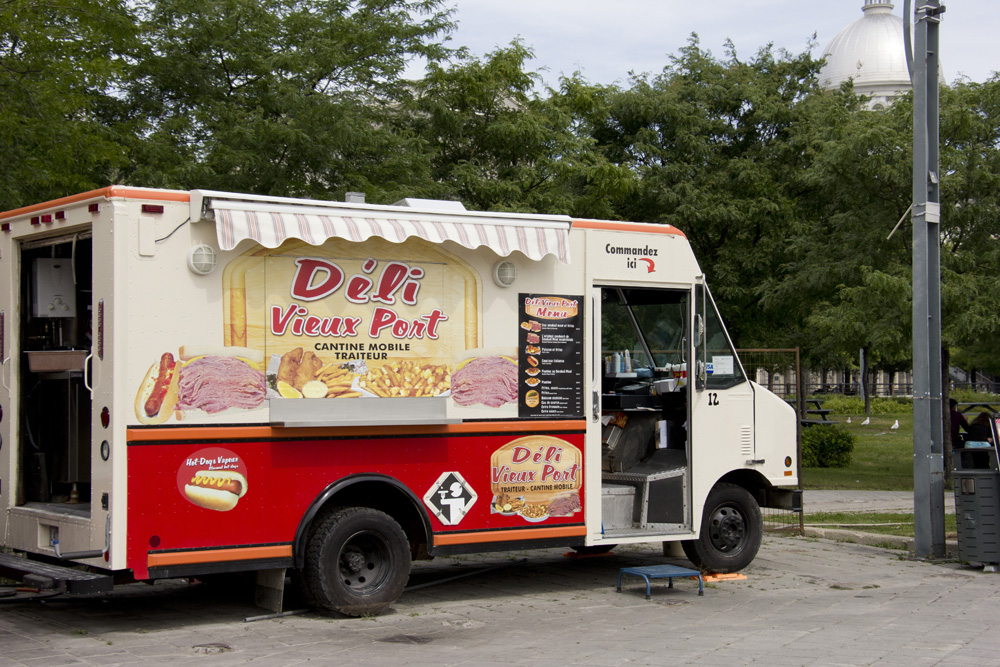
[801,526,959,557]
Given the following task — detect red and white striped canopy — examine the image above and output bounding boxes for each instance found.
[196,192,572,264]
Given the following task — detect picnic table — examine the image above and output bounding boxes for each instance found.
[786,398,836,427]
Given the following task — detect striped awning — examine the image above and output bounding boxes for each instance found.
[196,192,572,264]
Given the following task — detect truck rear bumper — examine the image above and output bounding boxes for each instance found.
[0,552,113,595]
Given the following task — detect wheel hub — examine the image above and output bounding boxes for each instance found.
[710,507,746,553]
[338,531,393,591]
[342,550,366,574]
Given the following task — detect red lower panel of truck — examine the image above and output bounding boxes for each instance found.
[125,421,586,579]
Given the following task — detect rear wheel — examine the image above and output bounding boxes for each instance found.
[302,507,410,616]
[682,483,762,573]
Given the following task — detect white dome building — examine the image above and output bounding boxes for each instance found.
[818,1,915,107]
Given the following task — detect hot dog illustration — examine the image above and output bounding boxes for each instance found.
[135,352,181,424]
[184,470,248,511]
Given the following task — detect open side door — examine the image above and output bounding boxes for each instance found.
[595,284,694,537]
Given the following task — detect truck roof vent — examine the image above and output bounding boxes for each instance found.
[392,198,467,212]
[345,192,365,204]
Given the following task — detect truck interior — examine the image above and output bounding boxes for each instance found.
[16,232,93,517]
[598,286,692,537]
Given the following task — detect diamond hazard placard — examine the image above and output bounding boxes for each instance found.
[424,472,477,526]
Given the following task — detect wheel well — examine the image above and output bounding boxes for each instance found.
[717,469,771,508]
[293,475,431,568]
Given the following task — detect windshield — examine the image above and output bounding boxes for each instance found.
[601,288,687,371]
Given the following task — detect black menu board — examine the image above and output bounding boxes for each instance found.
[517,294,584,419]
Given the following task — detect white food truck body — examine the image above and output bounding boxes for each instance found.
[0,187,798,613]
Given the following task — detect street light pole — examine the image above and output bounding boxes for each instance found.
[905,0,946,558]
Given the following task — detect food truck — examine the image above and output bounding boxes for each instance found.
[0,187,798,614]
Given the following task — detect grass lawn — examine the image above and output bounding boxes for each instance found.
[803,511,958,538]
[801,412,917,490]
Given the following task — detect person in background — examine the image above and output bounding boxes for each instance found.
[950,398,969,448]
[963,411,994,449]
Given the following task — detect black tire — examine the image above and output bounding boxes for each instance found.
[570,544,617,555]
[302,507,411,616]
[682,483,762,573]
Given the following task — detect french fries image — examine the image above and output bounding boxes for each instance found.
[275,355,449,399]
[358,361,451,398]
[317,364,361,399]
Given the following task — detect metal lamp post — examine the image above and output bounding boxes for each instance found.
[904,0,946,559]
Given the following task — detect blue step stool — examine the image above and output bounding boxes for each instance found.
[617,564,704,598]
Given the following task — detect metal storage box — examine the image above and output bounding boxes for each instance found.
[602,484,636,530]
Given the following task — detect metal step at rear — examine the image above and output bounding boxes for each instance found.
[0,552,113,595]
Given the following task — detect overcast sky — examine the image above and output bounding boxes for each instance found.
[428,1,994,88]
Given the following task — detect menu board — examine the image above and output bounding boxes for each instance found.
[517,294,584,419]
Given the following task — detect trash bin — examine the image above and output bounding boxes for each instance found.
[953,446,1000,570]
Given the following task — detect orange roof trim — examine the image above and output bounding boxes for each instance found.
[573,219,687,239]
[0,186,190,220]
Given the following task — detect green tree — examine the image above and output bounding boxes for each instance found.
[762,83,915,402]
[576,37,824,346]
[764,75,1000,407]
[126,0,453,201]
[0,0,139,210]
[406,42,631,215]
[938,77,1000,375]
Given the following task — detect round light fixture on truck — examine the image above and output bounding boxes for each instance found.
[187,244,217,275]
[492,260,517,287]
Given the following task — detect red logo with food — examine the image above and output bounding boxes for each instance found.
[490,436,582,522]
[176,447,248,512]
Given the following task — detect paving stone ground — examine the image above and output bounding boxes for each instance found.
[1,492,992,666]
[1,534,997,666]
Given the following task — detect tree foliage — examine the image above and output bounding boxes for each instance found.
[403,42,632,216]
[569,37,824,346]
[4,5,1000,379]
[764,85,914,378]
[126,0,453,200]
[0,0,139,209]
[938,78,1000,372]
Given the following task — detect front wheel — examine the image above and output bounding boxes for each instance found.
[682,483,762,573]
[302,507,411,616]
